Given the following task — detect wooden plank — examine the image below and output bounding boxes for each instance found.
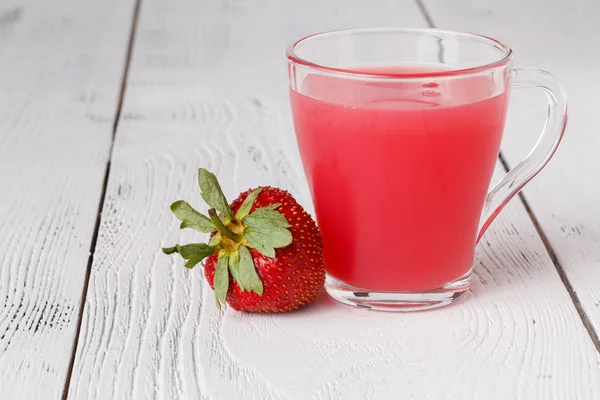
[421,0,600,349]
[68,0,600,398]
[0,0,135,398]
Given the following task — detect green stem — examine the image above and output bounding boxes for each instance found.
[209,209,242,242]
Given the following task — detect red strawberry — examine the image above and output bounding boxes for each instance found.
[162,169,325,312]
[204,187,325,312]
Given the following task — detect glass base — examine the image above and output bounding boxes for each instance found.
[325,272,472,312]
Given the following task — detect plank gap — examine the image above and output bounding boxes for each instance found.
[414,0,437,28]
[61,0,143,398]
[498,154,600,353]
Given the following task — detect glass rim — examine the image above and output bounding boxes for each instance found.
[286,27,514,79]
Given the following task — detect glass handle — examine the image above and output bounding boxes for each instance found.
[477,69,568,242]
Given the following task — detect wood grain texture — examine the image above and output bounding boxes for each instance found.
[421,0,600,350]
[0,0,135,398]
[67,0,600,398]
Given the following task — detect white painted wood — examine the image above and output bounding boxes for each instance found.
[0,0,135,398]
[421,0,600,349]
[68,0,600,399]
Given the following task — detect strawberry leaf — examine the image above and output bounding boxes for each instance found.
[170,200,215,233]
[185,258,203,269]
[243,208,291,229]
[238,246,263,295]
[245,228,292,258]
[243,207,292,258]
[161,243,219,269]
[235,187,263,220]
[227,251,246,292]
[215,251,230,308]
[243,208,292,258]
[227,247,262,295]
[162,246,178,255]
[261,203,282,211]
[177,243,217,259]
[198,168,233,219]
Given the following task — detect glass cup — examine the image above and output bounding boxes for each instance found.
[286,28,567,311]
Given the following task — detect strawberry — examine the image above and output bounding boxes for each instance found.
[162,168,325,312]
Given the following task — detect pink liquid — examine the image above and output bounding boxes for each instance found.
[290,65,509,291]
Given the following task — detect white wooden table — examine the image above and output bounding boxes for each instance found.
[1,0,599,398]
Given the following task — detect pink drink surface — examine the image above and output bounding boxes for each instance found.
[290,65,509,291]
